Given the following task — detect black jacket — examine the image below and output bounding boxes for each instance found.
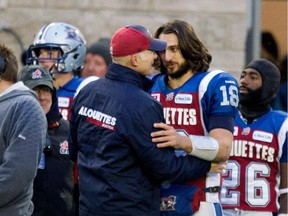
[69,63,211,216]
[32,90,75,216]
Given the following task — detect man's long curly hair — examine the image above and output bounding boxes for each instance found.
[155,20,212,73]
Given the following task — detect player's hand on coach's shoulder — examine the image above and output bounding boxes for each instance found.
[151,123,192,153]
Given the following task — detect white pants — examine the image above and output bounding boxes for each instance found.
[193,202,223,216]
[223,209,273,216]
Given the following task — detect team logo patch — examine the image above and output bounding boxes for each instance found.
[166,92,174,101]
[32,69,42,79]
[252,130,273,143]
[242,127,250,135]
[174,93,192,104]
[160,196,177,211]
[59,140,69,154]
[64,25,85,44]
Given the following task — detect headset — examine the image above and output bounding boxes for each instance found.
[0,56,6,74]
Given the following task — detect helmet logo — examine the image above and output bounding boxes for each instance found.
[64,25,84,44]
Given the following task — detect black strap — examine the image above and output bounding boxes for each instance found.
[202,186,221,193]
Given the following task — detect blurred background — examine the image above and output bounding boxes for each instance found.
[0,0,286,79]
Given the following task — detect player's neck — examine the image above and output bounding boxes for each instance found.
[53,72,74,89]
[167,70,193,89]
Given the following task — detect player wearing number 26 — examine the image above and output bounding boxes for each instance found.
[220,59,288,216]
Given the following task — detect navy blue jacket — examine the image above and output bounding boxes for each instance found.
[69,63,211,216]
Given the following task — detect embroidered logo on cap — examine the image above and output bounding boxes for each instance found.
[32,69,42,79]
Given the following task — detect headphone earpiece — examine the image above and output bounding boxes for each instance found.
[0,57,6,74]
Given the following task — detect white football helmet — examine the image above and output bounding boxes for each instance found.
[27,22,87,73]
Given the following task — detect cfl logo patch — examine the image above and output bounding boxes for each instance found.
[59,140,69,154]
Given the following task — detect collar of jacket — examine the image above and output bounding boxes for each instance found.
[105,63,154,92]
[46,88,62,125]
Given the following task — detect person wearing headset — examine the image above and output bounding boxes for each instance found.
[0,44,46,215]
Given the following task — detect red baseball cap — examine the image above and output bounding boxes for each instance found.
[110,25,167,57]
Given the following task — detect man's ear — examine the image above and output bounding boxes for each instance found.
[130,54,139,66]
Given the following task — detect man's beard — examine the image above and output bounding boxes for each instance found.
[164,61,190,79]
[240,87,262,106]
[239,86,271,122]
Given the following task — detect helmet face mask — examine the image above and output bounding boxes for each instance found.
[27,45,63,70]
[27,22,87,73]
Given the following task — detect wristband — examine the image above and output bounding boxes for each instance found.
[188,135,219,161]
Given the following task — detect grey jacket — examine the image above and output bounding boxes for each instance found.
[0,82,47,216]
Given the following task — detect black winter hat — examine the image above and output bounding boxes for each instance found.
[86,38,112,66]
[246,58,280,104]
